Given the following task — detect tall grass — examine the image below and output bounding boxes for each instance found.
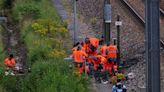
[22,59,89,92]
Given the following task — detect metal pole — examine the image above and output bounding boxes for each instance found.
[104,0,111,44]
[73,0,77,44]
[145,0,152,91]
[117,15,121,64]
[145,0,160,92]
[106,23,110,43]
[113,38,117,45]
[103,0,107,43]
[109,23,111,42]
[108,0,111,43]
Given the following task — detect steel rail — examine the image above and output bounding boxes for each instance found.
[120,0,164,49]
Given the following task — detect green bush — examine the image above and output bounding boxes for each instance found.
[15,3,41,19]
[0,0,89,92]
[22,60,89,92]
[2,0,14,9]
[0,76,17,92]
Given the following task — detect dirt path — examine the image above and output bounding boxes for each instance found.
[52,0,112,92]
[2,22,27,73]
[52,0,96,42]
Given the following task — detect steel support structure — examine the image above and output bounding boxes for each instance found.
[73,0,77,44]
[116,15,121,64]
[103,0,111,44]
[105,23,110,43]
[145,0,160,92]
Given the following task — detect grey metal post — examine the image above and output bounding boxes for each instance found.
[116,15,121,64]
[145,0,160,92]
[73,0,77,44]
[113,38,117,45]
[145,0,152,91]
[103,0,107,43]
[105,23,110,43]
[104,0,111,43]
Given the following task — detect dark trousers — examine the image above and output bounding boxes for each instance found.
[93,70,108,83]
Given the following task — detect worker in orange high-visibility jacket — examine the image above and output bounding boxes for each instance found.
[84,38,91,54]
[107,43,117,63]
[96,54,107,65]
[4,54,16,69]
[103,61,113,75]
[72,46,88,74]
[89,38,99,48]
[81,42,86,53]
[95,54,109,84]
[88,37,99,55]
[92,54,107,72]
[72,46,88,63]
[100,44,108,57]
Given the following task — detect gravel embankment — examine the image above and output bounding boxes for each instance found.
[122,0,164,91]
[63,0,163,91]
[161,51,164,92]
[76,0,104,36]
[110,0,145,61]
[73,0,145,61]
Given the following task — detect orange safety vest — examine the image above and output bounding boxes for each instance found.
[100,45,108,57]
[107,45,117,58]
[73,50,87,63]
[87,57,93,63]
[83,43,92,54]
[104,63,113,73]
[89,38,99,48]
[96,55,107,65]
[81,46,86,53]
[4,58,16,67]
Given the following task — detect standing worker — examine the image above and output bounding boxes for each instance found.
[72,46,88,74]
[100,44,108,57]
[89,37,99,48]
[84,37,99,55]
[107,42,117,63]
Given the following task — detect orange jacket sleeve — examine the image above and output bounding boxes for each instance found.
[82,51,88,57]
[4,58,8,66]
[11,59,16,66]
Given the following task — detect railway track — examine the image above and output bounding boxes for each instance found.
[160,8,164,16]
[120,0,164,50]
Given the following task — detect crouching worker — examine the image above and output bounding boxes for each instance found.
[4,54,16,75]
[72,46,88,76]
